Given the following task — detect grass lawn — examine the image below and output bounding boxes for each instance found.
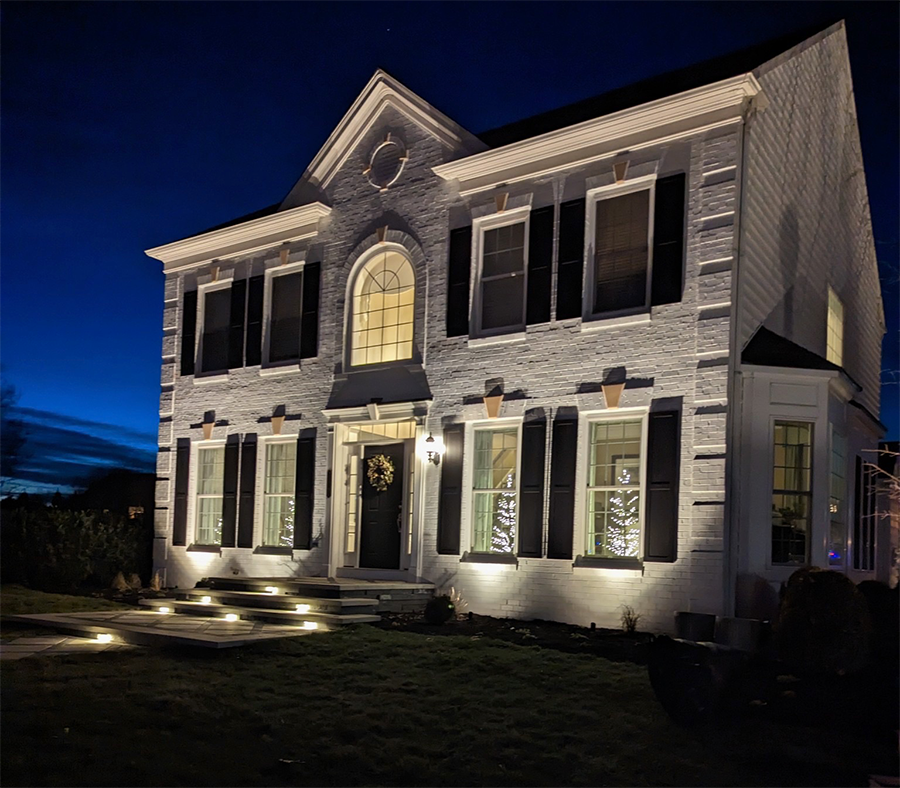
[1,585,130,616]
[2,619,895,787]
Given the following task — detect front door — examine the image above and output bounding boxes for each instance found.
[359,443,404,569]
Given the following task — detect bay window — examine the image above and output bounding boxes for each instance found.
[771,421,812,565]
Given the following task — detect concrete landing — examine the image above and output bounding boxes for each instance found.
[8,610,318,649]
[1,634,137,661]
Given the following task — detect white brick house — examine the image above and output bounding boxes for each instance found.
[146,22,886,631]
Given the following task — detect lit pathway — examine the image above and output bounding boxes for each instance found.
[1,634,137,660]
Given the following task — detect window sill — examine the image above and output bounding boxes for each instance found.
[573,555,643,572]
[461,551,518,566]
[253,546,294,555]
[187,543,222,554]
[193,372,229,385]
[467,332,527,348]
[580,313,650,332]
[259,362,301,377]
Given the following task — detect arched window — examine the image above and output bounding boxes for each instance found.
[350,248,415,366]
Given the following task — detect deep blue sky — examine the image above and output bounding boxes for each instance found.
[2,2,897,490]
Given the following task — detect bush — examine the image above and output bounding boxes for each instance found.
[0,504,152,592]
[856,580,900,662]
[620,605,642,634]
[424,594,455,625]
[774,567,871,674]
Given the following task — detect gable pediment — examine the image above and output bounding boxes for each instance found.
[283,70,486,202]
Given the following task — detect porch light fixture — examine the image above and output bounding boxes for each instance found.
[295,603,311,614]
[224,613,239,622]
[95,633,113,644]
[158,606,171,614]
[265,586,279,595]
[200,595,212,605]
[425,434,441,465]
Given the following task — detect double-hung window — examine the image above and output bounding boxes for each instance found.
[474,209,529,335]
[472,426,519,554]
[268,269,303,364]
[195,446,225,545]
[826,286,844,366]
[200,285,231,373]
[586,419,644,558]
[262,441,296,547]
[586,179,654,318]
[829,429,846,566]
[771,421,812,565]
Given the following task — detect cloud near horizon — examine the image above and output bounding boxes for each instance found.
[4,406,156,492]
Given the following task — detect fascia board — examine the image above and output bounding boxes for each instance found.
[433,74,762,189]
[145,203,331,271]
[323,399,432,423]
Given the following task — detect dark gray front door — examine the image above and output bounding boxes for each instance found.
[359,443,404,569]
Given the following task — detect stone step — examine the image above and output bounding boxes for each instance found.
[177,588,379,615]
[7,610,317,650]
[140,598,380,627]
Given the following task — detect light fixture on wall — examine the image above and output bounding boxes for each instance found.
[425,434,441,466]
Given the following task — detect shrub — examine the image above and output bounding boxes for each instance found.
[424,594,455,625]
[620,604,642,634]
[774,567,871,674]
[0,504,152,592]
[856,580,900,662]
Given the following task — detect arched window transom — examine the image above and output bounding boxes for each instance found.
[351,249,415,366]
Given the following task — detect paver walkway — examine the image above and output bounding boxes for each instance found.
[1,634,137,660]
[4,609,317,651]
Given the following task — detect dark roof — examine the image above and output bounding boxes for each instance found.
[477,22,839,148]
[742,326,857,380]
[191,202,283,237]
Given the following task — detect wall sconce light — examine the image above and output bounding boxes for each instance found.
[425,434,441,465]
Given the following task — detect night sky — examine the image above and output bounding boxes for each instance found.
[2,2,897,492]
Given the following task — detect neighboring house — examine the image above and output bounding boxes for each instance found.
[145,21,886,630]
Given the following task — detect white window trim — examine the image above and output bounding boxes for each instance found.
[189,438,227,547]
[471,206,530,338]
[463,417,524,556]
[195,277,234,376]
[262,259,305,372]
[343,242,417,370]
[574,407,649,563]
[256,434,298,549]
[583,174,656,323]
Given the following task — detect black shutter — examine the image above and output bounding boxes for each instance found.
[437,424,464,554]
[300,262,320,359]
[172,438,190,546]
[651,173,686,306]
[446,226,472,337]
[228,279,247,369]
[180,290,197,376]
[518,415,547,557]
[238,434,257,548]
[644,409,681,562]
[221,435,240,547]
[245,274,264,367]
[526,206,554,325]
[556,198,585,320]
[294,429,316,550]
[547,415,578,559]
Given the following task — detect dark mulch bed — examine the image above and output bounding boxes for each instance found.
[377,611,650,665]
[79,586,172,605]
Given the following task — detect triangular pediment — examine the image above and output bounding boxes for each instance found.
[281,70,486,206]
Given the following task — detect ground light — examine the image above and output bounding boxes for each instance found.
[157,606,171,614]
[295,603,310,613]
[265,586,279,594]
[301,621,318,630]
[95,634,113,643]
[224,613,239,622]
[200,596,211,604]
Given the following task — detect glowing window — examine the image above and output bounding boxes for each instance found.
[586,419,643,558]
[472,427,519,554]
[350,250,414,366]
[771,421,812,565]
[826,287,843,366]
[263,441,296,547]
[195,446,224,545]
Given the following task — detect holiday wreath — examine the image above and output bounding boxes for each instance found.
[367,454,395,492]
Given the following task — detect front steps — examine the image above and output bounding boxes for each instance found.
[6,576,434,650]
